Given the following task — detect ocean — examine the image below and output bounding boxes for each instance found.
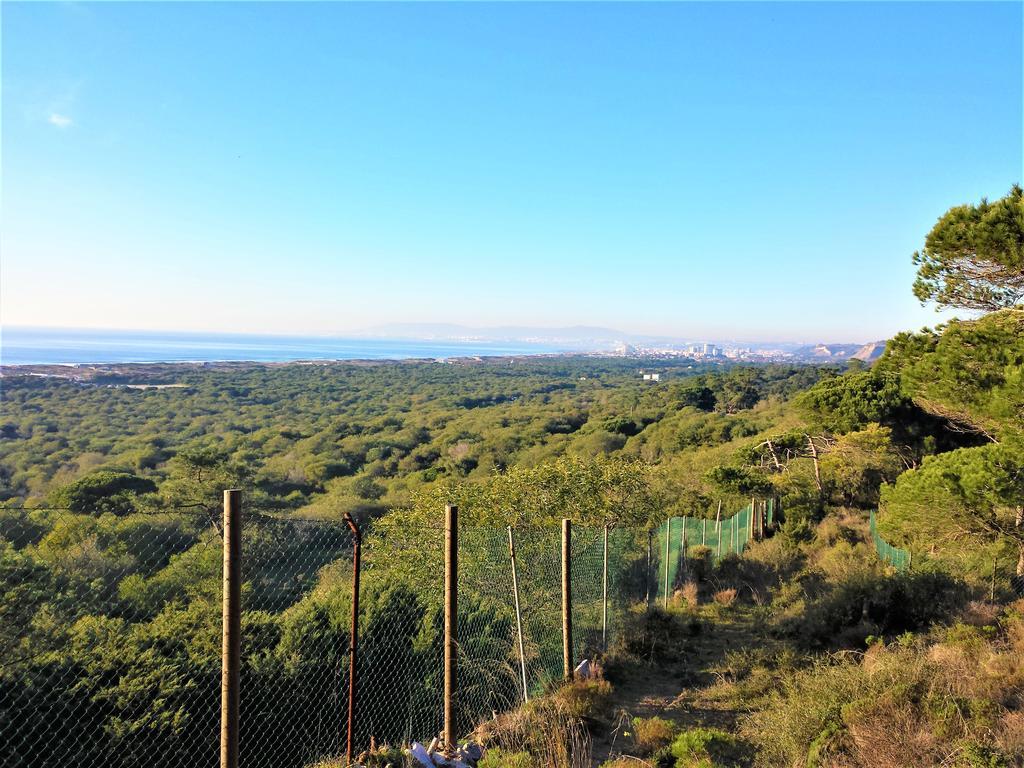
[0,327,572,366]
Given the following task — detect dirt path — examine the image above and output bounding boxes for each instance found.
[591,605,768,765]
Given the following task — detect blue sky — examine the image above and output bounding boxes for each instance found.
[2,2,1021,343]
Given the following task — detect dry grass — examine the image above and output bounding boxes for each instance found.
[713,587,737,606]
[474,677,612,768]
[997,710,1024,752]
[742,604,1024,767]
[844,695,943,768]
[678,580,699,609]
[961,600,1002,627]
[597,758,656,768]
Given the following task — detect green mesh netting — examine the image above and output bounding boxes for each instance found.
[869,510,912,571]
[653,503,764,603]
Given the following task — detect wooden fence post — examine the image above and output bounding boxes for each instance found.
[562,518,572,681]
[508,526,529,703]
[343,513,361,766]
[221,489,241,768]
[444,504,458,748]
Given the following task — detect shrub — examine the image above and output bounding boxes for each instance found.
[553,678,613,723]
[793,568,967,648]
[612,608,700,665]
[686,546,713,582]
[670,727,744,767]
[630,715,677,755]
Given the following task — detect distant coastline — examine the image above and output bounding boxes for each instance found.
[0,327,583,366]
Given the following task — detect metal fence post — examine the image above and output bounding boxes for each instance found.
[343,513,361,766]
[716,503,722,560]
[680,519,687,577]
[221,489,241,768]
[444,504,458,749]
[645,529,652,609]
[562,518,572,681]
[601,524,609,652]
[663,518,670,608]
[507,526,529,703]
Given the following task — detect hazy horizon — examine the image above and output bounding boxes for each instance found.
[2,320,896,347]
[2,2,1020,341]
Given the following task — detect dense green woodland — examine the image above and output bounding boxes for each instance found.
[1,187,1023,767]
[0,358,829,517]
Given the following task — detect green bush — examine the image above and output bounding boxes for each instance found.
[793,568,967,647]
[670,727,744,767]
[478,747,533,768]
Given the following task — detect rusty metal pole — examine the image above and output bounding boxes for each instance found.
[444,504,458,748]
[343,513,361,766]
[220,489,241,768]
[562,518,572,681]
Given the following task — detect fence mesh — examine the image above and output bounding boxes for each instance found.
[869,510,912,571]
[0,508,364,768]
[1,508,223,768]
[2,508,649,767]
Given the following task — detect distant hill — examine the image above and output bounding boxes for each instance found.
[791,341,886,362]
[851,341,887,362]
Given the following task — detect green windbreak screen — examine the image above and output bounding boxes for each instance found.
[869,510,912,571]
[654,503,759,603]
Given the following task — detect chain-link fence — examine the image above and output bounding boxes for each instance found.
[1,505,650,767]
[651,499,774,604]
[0,507,360,768]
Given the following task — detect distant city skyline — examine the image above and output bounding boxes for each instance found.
[0,324,886,367]
[2,2,1020,343]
